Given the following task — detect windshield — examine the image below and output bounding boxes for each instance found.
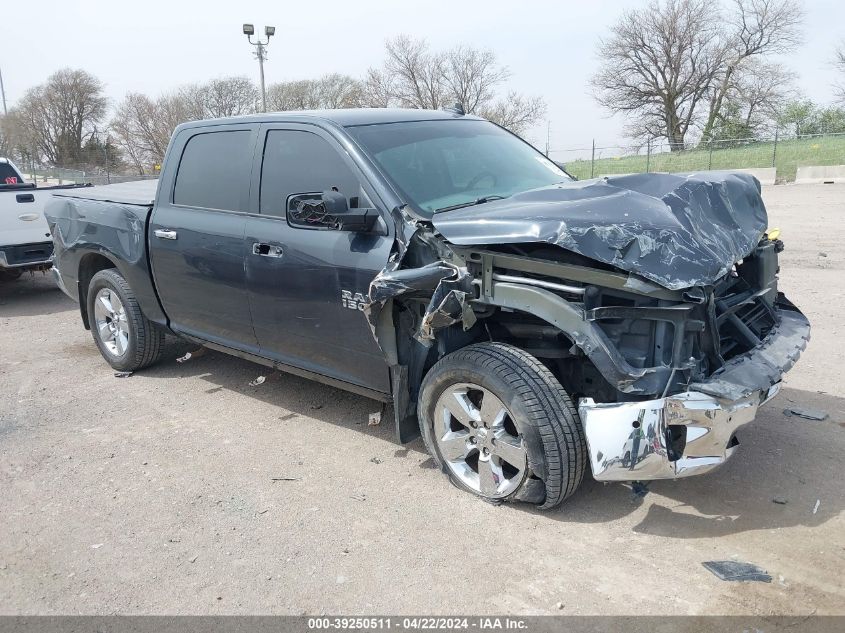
[347,119,571,215]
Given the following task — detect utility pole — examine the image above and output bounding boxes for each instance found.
[545,121,551,157]
[243,24,275,112]
[0,66,7,115]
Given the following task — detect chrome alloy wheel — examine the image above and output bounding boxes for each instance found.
[433,383,528,499]
[93,288,129,357]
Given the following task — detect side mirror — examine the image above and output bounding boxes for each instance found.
[320,190,378,233]
[288,191,379,232]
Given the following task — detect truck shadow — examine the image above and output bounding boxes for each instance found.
[0,274,72,318]
[144,343,401,446]
[138,345,843,539]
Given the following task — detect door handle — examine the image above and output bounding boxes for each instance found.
[154,229,178,240]
[16,193,35,203]
[252,242,284,258]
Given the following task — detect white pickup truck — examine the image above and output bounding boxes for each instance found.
[0,158,90,281]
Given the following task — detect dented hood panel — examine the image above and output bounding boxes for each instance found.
[431,171,768,290]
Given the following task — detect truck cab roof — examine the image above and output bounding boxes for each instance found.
[173,108,482,134]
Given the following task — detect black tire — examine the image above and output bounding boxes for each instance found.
[87,268,165,372]
[418,342,587,510]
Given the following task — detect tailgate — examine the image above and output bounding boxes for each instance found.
[0,189,54,246]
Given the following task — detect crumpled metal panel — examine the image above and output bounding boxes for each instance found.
[364,207,476,347]
[47,195,147,266]
[690,304,810,400]
[432,171,768,290]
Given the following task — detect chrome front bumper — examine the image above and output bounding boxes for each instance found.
[579,302,810,482]
[579,384,780,481]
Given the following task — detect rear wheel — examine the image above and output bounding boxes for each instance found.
[419,342,587,509]
[87,268,165,372]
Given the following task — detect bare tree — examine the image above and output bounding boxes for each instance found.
[482,93,547,136]
[733,61,795,132]
[196,76,259,118]
[707,60,795,140]
[700,0,804,139]
[593,0,803,149]
[266,74,364,111]
[361,68,394,108]
[444,46,510,114]
[835,42,845,102]
[266,79,324,111]
[110,91,197,173]
[317,73,364,109]
[362,35,545,133]
[109,77,260,173]
[0,115,15,157]
[592,0,724,150]
[8,68,107,165]
[379,35,447,109]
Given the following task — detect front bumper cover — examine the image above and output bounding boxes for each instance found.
[579,306,810,481]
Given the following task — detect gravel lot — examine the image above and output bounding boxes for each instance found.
[1,184,843,615]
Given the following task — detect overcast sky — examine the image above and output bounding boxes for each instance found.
[1,0,842,159]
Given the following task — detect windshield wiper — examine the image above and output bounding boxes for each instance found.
[434,195,507,214]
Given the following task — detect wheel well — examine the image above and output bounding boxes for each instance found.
[438,309,619,404]
[78,253,117,329]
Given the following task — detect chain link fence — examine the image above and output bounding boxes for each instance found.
[17,163,158,187]
[552,132,845,183]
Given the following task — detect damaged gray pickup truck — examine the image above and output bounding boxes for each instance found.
[45,108,810,509]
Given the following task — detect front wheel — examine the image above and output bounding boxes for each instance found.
[418,342,587,509]
[87,268,165,372]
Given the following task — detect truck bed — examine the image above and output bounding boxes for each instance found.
[52,179,158,207]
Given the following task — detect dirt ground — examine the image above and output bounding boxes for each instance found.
[0,184,843,616]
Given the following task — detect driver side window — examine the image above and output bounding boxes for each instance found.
[259,129,363,220]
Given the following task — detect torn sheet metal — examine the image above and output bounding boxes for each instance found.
[364,206,476,348]
[432,171,768,290]
[417,268,477,343]
[782,406,828,421]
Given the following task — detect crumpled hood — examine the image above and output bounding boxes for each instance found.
[431,171,768,290]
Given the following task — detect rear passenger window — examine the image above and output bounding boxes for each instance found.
[0,162,21,184]
[260,130,360,217]
[174,130,253,211]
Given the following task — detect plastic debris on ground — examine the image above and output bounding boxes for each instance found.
[249,375,266,387]
[368,411,382,426]
[772,497,788,505]
[176,347,206,363]
[113,371,132,378]
[813,499,821,514]
[782,407,829,421]
[702,560,772,582]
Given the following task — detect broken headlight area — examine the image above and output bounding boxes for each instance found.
[456,239,808,480]
[461,237,801,402]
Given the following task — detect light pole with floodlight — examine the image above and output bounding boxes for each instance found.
[243,24,275,112]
